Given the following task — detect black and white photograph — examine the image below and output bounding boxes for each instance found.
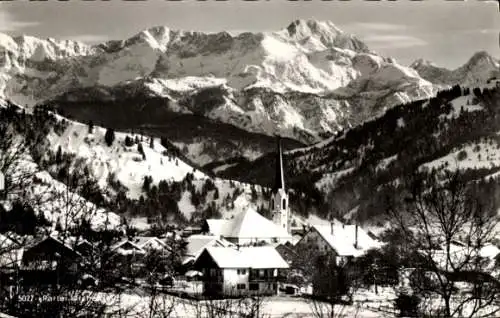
[0,0,499,317]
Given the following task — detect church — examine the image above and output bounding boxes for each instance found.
[202,138,293,245]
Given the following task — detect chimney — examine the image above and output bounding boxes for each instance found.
[354,224,359,249]
[330,222,334,235]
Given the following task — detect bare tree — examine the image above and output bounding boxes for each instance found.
[307,254,361,318]
[387,170,500,317]
[0,104,39,204]
[183,293,268,318]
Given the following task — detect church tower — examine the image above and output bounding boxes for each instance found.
[271,137,290,234]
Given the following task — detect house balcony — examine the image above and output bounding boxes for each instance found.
[249,269,280,283]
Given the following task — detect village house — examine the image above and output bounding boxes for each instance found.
[109,239,147,277]
[66,237,95,258]
[295,219,382,266]
[20,236,82,286]
[193,246,289,296]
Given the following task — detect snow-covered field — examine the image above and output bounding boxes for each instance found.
[95,290,395,318]
[440,95,484,120]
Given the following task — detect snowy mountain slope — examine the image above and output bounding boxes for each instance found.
[1,19,439,145]
[411,51,500,87]
[44,117,207,199]
[1,99,300,227]
[0,119,121,230]
[40,113,301,223]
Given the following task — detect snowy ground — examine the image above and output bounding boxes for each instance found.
[95,289,395,318]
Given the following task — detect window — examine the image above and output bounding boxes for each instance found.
[237,269,246,275]
[251,269,258,278]
[210,268,216,276]
[282,199,286,209]
[237,284,246,290]
[249,283,259,291]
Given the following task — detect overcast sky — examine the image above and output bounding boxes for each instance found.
[0,0,498,69]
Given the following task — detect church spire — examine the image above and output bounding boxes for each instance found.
[274,136,285,192]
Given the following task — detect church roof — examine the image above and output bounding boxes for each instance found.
[205,219,227,236]
[206,207,291,240]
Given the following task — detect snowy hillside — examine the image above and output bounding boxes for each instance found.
[40,114,292,224]
[0,129,121,231]
[45,118,207,199]
[1,19,440,144]
[1,99,297,228]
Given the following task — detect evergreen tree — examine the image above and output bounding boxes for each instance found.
[104,128,115,146]
[143,176,153,192]
[138,143,145,159]
[125,136,134,147]
[190,189,200,207]
[88,120,94,134]
[55,146,62,164]
[250,184,258,202]
[150,137,154,149]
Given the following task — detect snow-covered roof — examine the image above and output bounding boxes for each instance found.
[207,207,292,240]
[200,246,289,269]
[311,220,382,257]
[426,242,500,271]
[185,235,226,257]
[63,236,93,249]
[183,234,229,265]
[111,240,146,255]
[131,236,166,250]
[23,235,82,257]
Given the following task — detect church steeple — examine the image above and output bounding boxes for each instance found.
[271,136,290,234]
[274,137,285,193]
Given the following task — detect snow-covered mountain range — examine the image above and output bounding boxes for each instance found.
[411,51,500,87]
[0,19,450,145]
